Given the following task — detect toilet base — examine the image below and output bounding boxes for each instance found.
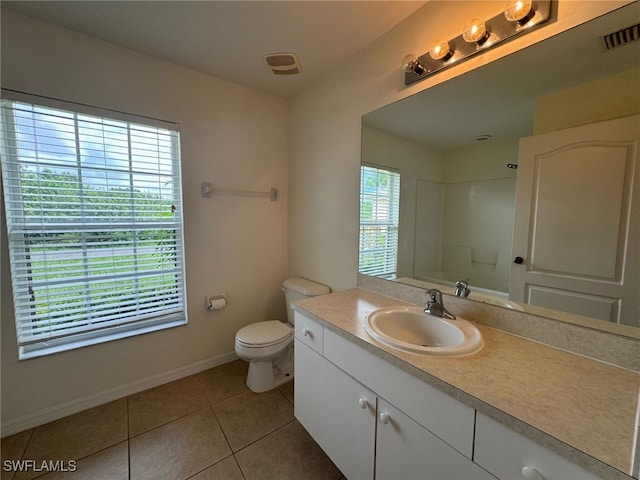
[246,359,293,393]
[244,345,294,393]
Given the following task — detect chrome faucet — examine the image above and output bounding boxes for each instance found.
[424,289,456,320]
[454,279,470,298]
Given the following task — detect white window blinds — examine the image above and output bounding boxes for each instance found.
[359,164,400,279]
[0,91,187,359]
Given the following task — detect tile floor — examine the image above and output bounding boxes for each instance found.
[1,360,343,480]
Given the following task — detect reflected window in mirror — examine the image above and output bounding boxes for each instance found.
[359,164,400,279]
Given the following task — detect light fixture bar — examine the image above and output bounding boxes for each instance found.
[404,0,552,85]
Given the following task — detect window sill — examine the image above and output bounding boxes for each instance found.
[18,317,188,360]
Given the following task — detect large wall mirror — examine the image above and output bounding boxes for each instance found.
[360,3,640,336]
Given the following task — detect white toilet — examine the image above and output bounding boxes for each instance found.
[234,277,330,392]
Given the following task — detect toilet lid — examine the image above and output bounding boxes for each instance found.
[236,320,293,347]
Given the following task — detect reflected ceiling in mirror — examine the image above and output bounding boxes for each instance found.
[360,3,640,336]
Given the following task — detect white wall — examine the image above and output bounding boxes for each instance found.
[534,67,640,133]
[288,1,630,292]
[1,10,288,430]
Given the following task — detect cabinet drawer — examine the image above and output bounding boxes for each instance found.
[323,328,475,458]
[294,312,324,354]
[474,413,602,480]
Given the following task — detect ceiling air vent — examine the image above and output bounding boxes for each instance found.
[602,23,640,50]
[264,53,301,75]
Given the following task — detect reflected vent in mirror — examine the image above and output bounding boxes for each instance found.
[602,23,640,50]
[264,52,301,75]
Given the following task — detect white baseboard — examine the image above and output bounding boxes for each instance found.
[1,351,239,438]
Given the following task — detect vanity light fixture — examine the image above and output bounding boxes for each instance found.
[403,0,552,85]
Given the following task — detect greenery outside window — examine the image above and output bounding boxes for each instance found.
[359,164,400,279]
[0,90,187,359]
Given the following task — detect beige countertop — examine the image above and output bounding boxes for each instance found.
[293,288,640,479]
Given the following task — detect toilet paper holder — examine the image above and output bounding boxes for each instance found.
[206,293,228,311]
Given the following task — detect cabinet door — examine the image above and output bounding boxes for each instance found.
[376,400,495,480]
[294,339,376,480]
[324,327,475,457]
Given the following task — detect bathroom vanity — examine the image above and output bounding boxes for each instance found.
[292,288,640,480]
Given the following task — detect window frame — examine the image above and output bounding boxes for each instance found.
[0,90,188,359]
[358,163,401,279]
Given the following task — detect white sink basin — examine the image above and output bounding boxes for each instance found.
[364,306,483,357]
[471,292,524,311]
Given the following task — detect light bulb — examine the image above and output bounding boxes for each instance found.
[504,0,533,22]
[402,53,425,75]
[429,40,452,61]
[463,18,489,44]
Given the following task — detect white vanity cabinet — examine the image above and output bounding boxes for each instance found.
[294,312,493,480]
[294,339,376,480]
[474,413,603,480]
[294,312,607,480]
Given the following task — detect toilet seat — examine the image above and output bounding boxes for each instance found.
[235,320,293,348]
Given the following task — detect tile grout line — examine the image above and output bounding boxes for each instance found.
[182,451,237,480]
[14,426,129,479]
[215,385,296,455]
[230,418,298,480]
[196,371,238,475]
[231,416,298,457]
[126,369,245,478]
[208,404,234,454]
[17,428,35,480]
[233,454,249,480]
[128,404,213,440]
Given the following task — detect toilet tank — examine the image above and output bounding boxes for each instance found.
[282,277,330,324]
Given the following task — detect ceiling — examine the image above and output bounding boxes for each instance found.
[2,0,426,99]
